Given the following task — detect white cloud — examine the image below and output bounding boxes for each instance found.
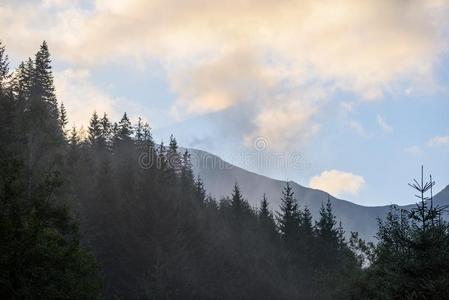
[377,115,393,133]
[54,68,139,127]
[428,135,449,146]
[244,97,321,151]
[309,169,366,197]
[1,0,448,150]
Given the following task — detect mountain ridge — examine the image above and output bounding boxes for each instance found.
[188,147,449,242]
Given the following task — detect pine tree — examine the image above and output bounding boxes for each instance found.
[301,206,314,236]
[58,102,68,137]
[12,59,33,104]
[259,194,276,232]
[111,122,120,148]
[143,122,153,145]
[231,183,246,214]
[276,182,300,245]
[135,116,144,142]
[336,221,345,247]
[88,111,102,146]
[33,41,58,120]
[156,141,169,182]
[118,112,133,143]
[0,43,14,150]
[181,150,194,189]
[315,197,338,240]
[100,113,111,150]
[67,126,81,166]
[194,176,206,203]
[0,41,9,92]
[259,194,271,219]
[167,134,181,172]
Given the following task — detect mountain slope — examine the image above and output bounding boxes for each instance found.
[189,148,449,242]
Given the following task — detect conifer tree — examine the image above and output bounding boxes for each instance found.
[231,183,246,214]
[33,41,58,120]
[142,122,154,147]
[111,122,120,147]
[301,206,314,236]
[100,113,111,150]
[259,194,276,233]
[259,194,271,219]
[0,41,9,92]
[58,102,68,137]
[0,43,13,146]
[276,182,300,245]
[181,150,194,188]
[194,176,206,203]
[135,116,144,142]
[12,59,33,104]
[88,111,102,146]
[118,112,133,142]
[167,134,181,172]
[337,221,346,247]
[67,126,80,158]
[315,197,338,240]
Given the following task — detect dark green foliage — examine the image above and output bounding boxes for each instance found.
[0,40,9,91]
[0,42,101,299]
[117,112,133,142]
[58,102,68,137]
[276,182,301,247]
[88,111,102,146]
[1,41,381,299]
[0,161,102,299]
[351,167,449,299]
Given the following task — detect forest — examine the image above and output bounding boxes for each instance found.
[1,41,449,299]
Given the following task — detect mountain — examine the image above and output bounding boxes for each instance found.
[189,148,449,242]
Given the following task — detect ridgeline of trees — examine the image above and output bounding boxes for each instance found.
[1,41,449,299]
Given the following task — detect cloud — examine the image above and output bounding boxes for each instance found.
[377,115,393,133]
[309,169,366,197]
[54,68,138,126]
[1,0,448,150]
[244,97,321,151]
[428,135,449,146]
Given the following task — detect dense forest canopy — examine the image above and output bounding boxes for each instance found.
[1,41,449,299]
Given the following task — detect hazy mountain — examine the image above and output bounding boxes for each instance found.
[189,148,449,242]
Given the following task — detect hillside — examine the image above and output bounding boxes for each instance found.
[190,148,449,242]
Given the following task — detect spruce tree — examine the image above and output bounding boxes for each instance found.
[194,176,206,204]
[67,126,80,164]
[135,116,144,142]
[58,102,68,137]
[0,43,13,150]
[88,111,101,146]
[167,134,181,172]
[143,122,153,145]
[231,183,246,214]
[118,112,133,143]
[181,150,194,190]
[0,41,9,92]
[100,113,111,150]
[12,59,33,105]
[301,206,314,236]
[315,197,338,240]
[111,122,120,148]
[259,194,276,233]
[276,182,300,246]
[259,194,271,220]
[33,41,58,121]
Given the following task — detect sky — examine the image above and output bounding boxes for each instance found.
[1,0,449,206]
